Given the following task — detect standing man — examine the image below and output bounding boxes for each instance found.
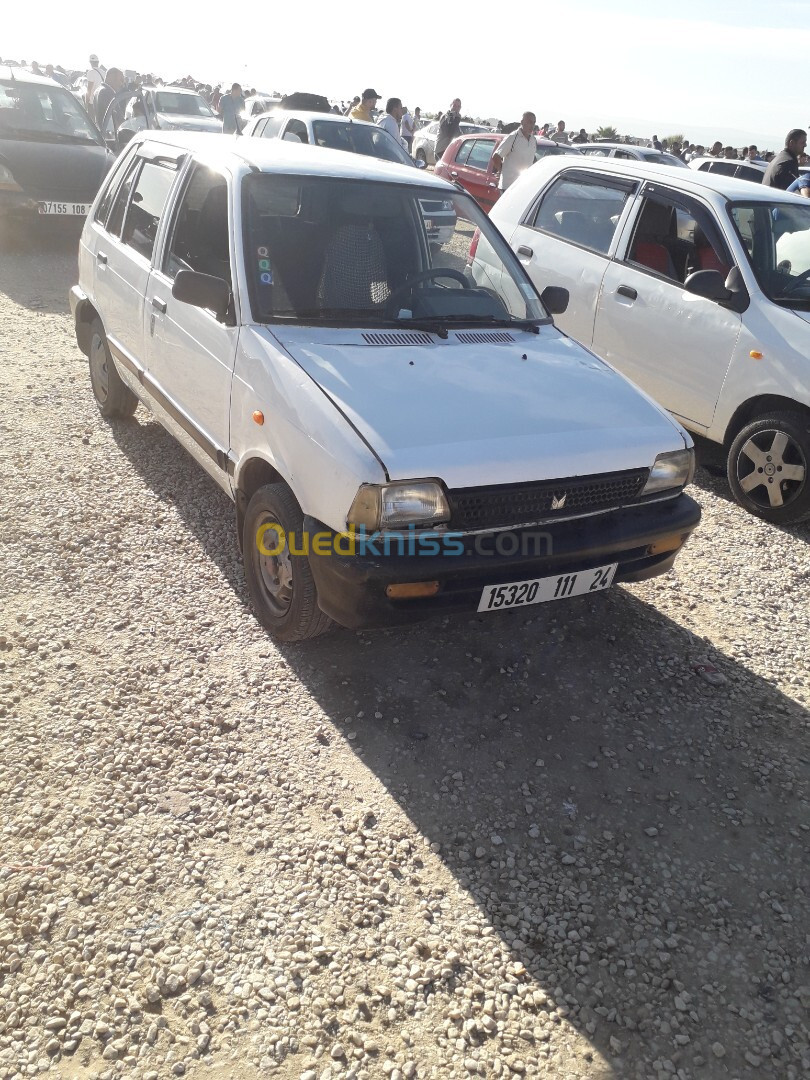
[550,120,569,144]
[344,95,360,116]
[45,63,69,87]
[571,127,588,143]
[435,98,462,160]
[377,98,405,145]
[219,83,246,135]
[763,129,807,189]
[744,145,763,162]
[85,55,104,108]
[650,134,662,150]
[93,67,125,128]
[350,89,380,123]
[400,104,415,151]
[491,111,537,190]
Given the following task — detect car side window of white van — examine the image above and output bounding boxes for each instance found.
[529,173,635,255]
[119,160,177,263]
[163,165,231,286]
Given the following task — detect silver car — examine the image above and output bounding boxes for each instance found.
[412,120,492,166]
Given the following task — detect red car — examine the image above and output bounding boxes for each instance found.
[435,132,581,213]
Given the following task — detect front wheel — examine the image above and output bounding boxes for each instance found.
[727,412,810,524]
[242,483,334,641]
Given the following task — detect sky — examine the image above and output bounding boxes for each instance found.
[3,0,810,148]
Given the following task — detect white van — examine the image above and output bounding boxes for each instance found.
[70,133,699,640]
[485,157,810,524]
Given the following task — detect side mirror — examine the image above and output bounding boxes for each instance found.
[413,157,427,169]
[540,284,569,315]
[684,269,731,302]
[172,270,231,323]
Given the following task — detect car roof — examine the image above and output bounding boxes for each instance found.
[252,109,377,128]
[539,154,800,202]
[689,155,767,170]
[0,65,65,87]
[130,130,454,190]
[148,85,205,96]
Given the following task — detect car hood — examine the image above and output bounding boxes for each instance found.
[155,113,220,132]
[0,137,111,200]
[264,325,686,487]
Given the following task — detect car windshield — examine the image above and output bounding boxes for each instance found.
[0,80,100,144]
[154,91,213,117]
[310,120,413,166]
[243,175,547,327]
[730,200,810,307]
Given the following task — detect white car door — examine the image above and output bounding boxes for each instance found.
[142,162,239,480]
[592,183,742,430]
[507,169,638,345]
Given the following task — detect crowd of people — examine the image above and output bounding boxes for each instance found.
[4,52,808,195]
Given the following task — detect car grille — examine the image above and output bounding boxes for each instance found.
[447,469,650,530]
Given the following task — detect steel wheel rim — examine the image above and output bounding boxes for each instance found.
[254,511,293,616]
[89,332,109,403]
[736,428,807,510]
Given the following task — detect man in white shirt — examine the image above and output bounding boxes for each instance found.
[377,97,405,147]
[492,112,537,190]
[85,55,104,107]
[400,105,415,152]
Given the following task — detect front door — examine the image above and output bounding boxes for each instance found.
[143,163,239,478]
[452,137,500,212]
[508,168,638,345]
[593,184,742,429]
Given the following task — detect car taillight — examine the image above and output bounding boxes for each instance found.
[468,227,480,262]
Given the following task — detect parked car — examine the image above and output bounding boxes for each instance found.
[578,142,688,168]
[412,120,491,165]
[240,93,281,123]
[0,65,113,228]
[688,156,767,184]
[99,85,221,150]
[69,132,699,639]
[436,132,580,213]
[242,109,455,246]
[484,156,810,523]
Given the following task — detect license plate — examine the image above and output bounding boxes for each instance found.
[478,563,618,613]
[38,202,90,216]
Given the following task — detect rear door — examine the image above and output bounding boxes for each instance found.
[593,183,741,428]
[509,168,638,345]
[455,137,500,211]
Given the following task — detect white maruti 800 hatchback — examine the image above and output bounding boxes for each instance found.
[70,132,699,641]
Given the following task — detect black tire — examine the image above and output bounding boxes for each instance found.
[88,319,138,418]
[727,412,810,524]
[415,147,427,164]
[242,483,334,642]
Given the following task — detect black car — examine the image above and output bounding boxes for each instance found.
[0,66,113,228]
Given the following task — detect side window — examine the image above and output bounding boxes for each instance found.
[454,139,474,165]
[626,196,730,284]
[121,160,176,262]
[614,150,634,159]
[106,158,142,239]
[262,116,283,139]
[466,139,495,171]
[163,166,231,286]
[531,174,633,254]
[286,118,308,144]
[94,148,136,228]
[252,118,267,137]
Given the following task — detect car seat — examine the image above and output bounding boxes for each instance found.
[194,184,231,283]
[630,200,677,278]
[317,222,391,309]
[693,227,729,278]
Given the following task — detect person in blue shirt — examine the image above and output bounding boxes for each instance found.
[218,83,245,135]
[786,173,810,197]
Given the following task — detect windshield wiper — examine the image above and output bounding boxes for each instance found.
[268,308,406,327]
[403,313,546,334]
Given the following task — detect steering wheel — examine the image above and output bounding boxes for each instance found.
[782,267,810,296]
[386,268,469,313]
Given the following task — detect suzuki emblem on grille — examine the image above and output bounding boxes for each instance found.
[551,493,567,510]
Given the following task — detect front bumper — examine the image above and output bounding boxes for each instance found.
[306,493,701,629]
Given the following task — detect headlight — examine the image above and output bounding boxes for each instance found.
[641,448,695,496]
[0,163,20,188]
[348,481,450,530]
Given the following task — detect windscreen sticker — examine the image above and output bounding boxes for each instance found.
[256,247,273,285]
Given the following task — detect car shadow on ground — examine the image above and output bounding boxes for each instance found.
[0,220,82,314]
[691,437,810,544]
[109,411,809,1078]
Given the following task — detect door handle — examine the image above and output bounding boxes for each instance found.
[617,285,637,300]
[96,251,108,265]
[151,297,167,313]
[517,245,533,258]
[450,170,458,177]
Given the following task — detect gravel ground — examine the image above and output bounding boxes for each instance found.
[0,225,808,1080]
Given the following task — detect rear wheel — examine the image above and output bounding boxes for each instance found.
[242,483,334,642]
[88,319,138,418]
[727,412,810,524]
